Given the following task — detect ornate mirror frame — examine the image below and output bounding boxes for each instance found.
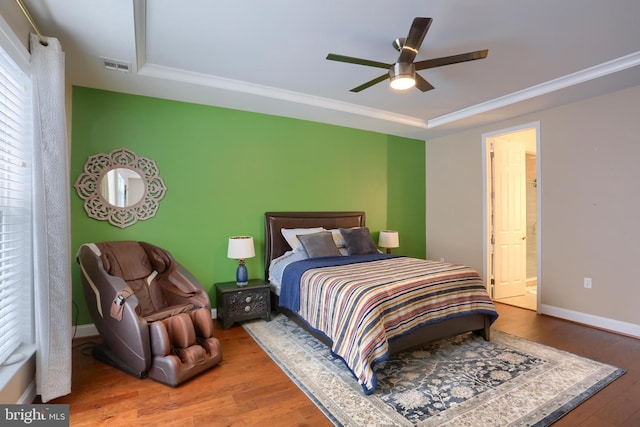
[74,148,167,228]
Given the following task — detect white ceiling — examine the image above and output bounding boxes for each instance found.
[23,0,640,140]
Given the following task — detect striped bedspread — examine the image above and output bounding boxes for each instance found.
[282,256,498,394]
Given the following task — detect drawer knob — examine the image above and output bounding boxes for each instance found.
[244,305,251,312]
[245,296,252,303]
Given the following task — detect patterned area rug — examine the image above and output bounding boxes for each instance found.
[243,314,624,427]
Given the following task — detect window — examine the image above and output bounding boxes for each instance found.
[0,35,32,366]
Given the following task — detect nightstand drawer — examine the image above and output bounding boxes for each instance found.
[215,279,271,329]
[226,288,269,317]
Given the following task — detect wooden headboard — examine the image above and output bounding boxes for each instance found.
[264,211,366,280]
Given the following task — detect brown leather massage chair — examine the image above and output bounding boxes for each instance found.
[77,241,222,386]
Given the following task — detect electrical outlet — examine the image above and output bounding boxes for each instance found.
[440,257,445,263]
[584,277,592,289]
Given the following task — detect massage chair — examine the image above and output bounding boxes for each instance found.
[77,241,222,386]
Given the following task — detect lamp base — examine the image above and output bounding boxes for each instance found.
[236,263,248,287]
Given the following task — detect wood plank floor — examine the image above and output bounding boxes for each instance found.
[51,303,640,426]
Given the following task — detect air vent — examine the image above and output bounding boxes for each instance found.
[101,57,131,73]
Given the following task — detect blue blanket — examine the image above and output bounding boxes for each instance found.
[280,253,398,312]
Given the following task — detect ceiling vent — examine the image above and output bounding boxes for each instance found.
[101,57,131,73]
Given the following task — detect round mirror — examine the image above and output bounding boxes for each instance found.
[100,168,145,208]
[74,148,167,228]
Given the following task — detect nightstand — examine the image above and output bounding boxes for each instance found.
[215,279,271,329]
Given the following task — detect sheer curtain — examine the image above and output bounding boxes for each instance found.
[30,33,72,403]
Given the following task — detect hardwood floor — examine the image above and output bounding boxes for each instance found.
[493,284,537,310]
[52,303,640,426]
[492,304,640,427]
[55,326,331,426]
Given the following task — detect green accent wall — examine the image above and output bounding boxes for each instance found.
[387,136,426,258]
[71,87,425,325]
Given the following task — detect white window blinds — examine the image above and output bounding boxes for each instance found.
[0,46,32,366]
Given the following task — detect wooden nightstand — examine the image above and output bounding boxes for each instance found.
[215,279,271,329]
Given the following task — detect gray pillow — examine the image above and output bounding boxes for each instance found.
[297,231,342,258]
[339,227,379,255]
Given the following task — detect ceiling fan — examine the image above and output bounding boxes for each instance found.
[326,17,488,93]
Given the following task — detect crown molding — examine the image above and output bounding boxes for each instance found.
[137,62,427,129]
[427,51,640,129]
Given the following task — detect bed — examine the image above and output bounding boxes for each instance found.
[264,211,498,394]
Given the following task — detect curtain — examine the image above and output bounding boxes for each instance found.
[30,33,72,403]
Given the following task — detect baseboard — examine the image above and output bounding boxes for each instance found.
[74,323,99,338]
[74,308,218,339]
[539,304,640,338]
[18,380,36,404]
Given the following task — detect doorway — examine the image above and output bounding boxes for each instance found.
[482,122,539,311]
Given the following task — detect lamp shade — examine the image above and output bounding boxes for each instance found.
[227,236,255,259]
[378,230,399,248]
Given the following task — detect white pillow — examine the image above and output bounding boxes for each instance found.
[327,229,347,248]
[268,250,309,290]
[281,227,325,252]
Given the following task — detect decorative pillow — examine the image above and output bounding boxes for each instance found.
[327,229,347,248]
[339,227,379,255]
[281,227,325,252]
[297,231,342,258]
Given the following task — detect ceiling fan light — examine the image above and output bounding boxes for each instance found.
[390,76,415,90]
[389,63,416,90]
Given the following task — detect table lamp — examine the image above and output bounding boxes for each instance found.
[227,236,255,286]
[378,230,399,254]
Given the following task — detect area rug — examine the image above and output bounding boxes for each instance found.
[243,314,624,427]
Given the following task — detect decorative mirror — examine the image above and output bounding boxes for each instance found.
[74,148,167,228]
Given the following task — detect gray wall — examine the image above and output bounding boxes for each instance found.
[426,84,640,334]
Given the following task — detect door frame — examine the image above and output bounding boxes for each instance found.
[481,121,541,310]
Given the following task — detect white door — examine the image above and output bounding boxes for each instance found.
[492,138,527,299]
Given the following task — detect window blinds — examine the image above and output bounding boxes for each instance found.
[0,47,32,366]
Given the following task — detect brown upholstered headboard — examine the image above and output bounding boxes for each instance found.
[264,211,366,280]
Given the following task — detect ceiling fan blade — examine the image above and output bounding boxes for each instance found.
[326,53,392,70]
[350,73,389,92]
[414,49,488,71]
[398,17,432,63]
[414,74,434,92]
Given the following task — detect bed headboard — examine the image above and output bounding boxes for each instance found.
[264,211,366,280]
